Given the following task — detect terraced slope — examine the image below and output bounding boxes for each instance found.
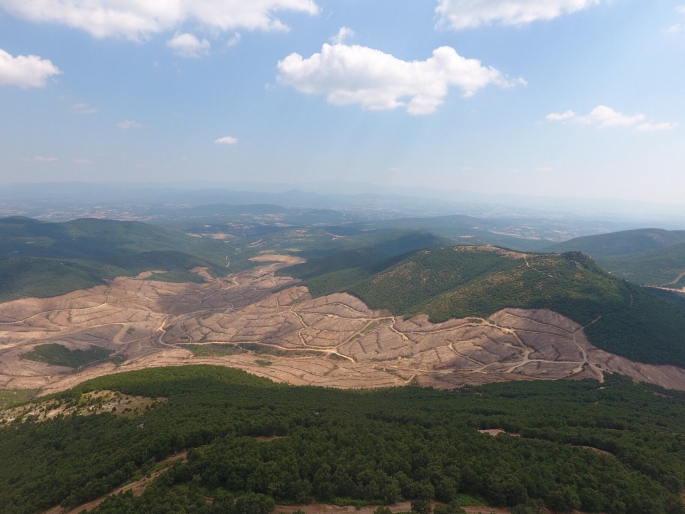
[298,246,685,367]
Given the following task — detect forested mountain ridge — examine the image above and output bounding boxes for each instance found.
[545,228,685,258]
[544,228,685,286]
[291,246,685,368]
[598,242,685,287]
[0,217,235,301]
[276,232,451,280]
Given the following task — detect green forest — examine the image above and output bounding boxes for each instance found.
[0,217,245,301]
[2,366,685,514]
[292,247,685,368]
[598,242,685,286]
[22,343,114,369]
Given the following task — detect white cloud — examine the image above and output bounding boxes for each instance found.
[277,44,525,115]
[73,158,94,164]
[167,33,210,58]
[578,105,644,127]
[546,110,576,121]
[116,119,146,129]
[215,136,238,145]
[636,122,678,132]
[669,5,685,32]
[436,0,602,30]
[0,0,319,40]
[330,26,354,45]
[71,102,98,114]
[547,105,676,131]
[226,32,242,48]
[0,48,61,88]
[33,156,58,162]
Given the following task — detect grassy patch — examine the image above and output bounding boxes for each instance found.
[255,359,272,367]
[22,343,114,369]
[0,389,38,409]
[180,344,248,357]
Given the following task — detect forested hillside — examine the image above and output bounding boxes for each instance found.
[0,217,236,301]
[545,229,685,258]
[277,232,450,281]
[295,246,685,367]
[598,242,685,287]
[2,366,685,514]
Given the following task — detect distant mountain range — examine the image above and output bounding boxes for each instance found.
[545,229,685,286]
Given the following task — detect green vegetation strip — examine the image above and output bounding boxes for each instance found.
[22,343,114,369]
[2,366,685,513]
[180,343,323,358]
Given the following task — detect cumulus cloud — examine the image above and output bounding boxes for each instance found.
[73,158,95,164]
[116,119,146,129]
[546,110,576,121]
[215,136,238,145]
[436,0,602,30]
[636,122,678,132]
[33,156,58,162]
[0,48,61,88]
[547,105,676,131]
[277,43,525,115]
[330,26,354,44]
[71,102,98,114]
[167,33,210,58]
[0,0,319,40]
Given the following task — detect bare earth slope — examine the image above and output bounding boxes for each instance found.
[1,256,684,394]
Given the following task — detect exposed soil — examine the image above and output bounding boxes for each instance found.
[1,257,684,395]
[0,390,165,426]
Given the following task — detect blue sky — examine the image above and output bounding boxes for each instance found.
[1,0,684,205]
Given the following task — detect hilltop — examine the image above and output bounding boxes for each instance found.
[293,246,685,367]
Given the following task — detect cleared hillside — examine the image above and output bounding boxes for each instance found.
[297,246,685,367]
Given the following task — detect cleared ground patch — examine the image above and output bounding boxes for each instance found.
[0,257,684,395]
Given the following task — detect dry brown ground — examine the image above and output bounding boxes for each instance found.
[1,254,684,395]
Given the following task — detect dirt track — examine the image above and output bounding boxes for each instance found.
[1,256,685,394]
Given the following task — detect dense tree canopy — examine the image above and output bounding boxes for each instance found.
[1,366,685,514]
